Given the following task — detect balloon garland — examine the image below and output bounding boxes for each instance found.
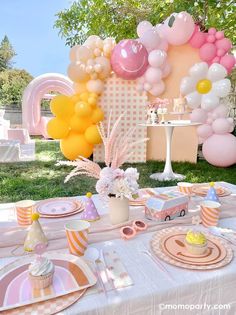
[47,11,235,165]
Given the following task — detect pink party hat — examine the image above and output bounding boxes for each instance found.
[81,192,100,221]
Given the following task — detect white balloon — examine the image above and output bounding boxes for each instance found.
[161,63,171,78]
[201,93,219,111]
[149,81,165,96]
[180,76,196,95]
[207,63,227,82]
[212,79,231,97]
[185,91,201,109]
[148,50,167,67]
[189,62,208,80]
[137,21,153,37]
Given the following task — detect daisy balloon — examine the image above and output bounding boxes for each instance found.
[180,62,231,111]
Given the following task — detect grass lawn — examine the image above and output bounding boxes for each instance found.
[0,139,236,203]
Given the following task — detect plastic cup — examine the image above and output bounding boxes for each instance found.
[65,220,90,256]
[200,200,221,227]
[177,182,193,195]
[15,200,35,226]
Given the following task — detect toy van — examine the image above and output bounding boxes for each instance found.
[145,191,189,221]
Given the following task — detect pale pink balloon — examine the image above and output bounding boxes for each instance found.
[137,21,153,37]
[206,118,213,125]
[86,79,104,94]
[148,50,167,67]
[111,39,149,80]
[190,108,207,123]
[158,38,169,51]
[212,118,231,134]
[198,137,205,145]
[139,28,161,51]
[149,81,165,96]
[199,43,217,61]
[197,124,213,139]
[203,134,236,167]
[189,27,207,48]
[212,104,228,118]
[145,67,162,84]
[215,38,232,51]
[67,63,89,83]
[220,54,235,74]
[144,82,152,91]
[162,12,195,45]
[161,63,171,78]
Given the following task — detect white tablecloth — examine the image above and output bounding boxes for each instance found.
[1,182,236,315]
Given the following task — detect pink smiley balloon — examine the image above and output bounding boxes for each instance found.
[111,39,149,80]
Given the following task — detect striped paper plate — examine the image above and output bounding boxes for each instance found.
[0,253,97,312]
[192,185,231,197]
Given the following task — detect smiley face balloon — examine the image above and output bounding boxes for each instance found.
[111,39,149,80]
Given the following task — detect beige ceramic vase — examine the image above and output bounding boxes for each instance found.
[108,196,129,225]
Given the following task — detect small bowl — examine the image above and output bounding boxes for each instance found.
[184,239,208,255]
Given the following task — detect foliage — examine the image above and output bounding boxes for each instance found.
[55,0,236,47]
[0,69,33,106]
[0,35,16,71]
[0,139,236,202]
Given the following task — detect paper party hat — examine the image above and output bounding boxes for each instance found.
[24,213,48,252]
[80,192,100,221]
[205,182,220,203]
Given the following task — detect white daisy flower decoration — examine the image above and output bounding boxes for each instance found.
[180,62,231,111]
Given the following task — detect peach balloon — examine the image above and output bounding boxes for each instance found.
[69,45,80,62]
[67,63,89,83]
[87,79,104,94]
[73,82,88,94]
[60,132,94,160]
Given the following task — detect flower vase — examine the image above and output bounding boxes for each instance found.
[108,196,129,225]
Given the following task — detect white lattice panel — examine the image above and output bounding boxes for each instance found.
[94,74,148,163]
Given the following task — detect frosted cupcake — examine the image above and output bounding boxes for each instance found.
[185,230,208,255]
[28,255,54,289]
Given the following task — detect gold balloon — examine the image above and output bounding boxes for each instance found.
[47,117,70,139]
[70,115,92,133]
[91,107,104,123]
[50,95,74,119]
[60,131,94,160]
[75,101,92,117]
[80,92,90,102]
[196,79,212,94]
[85,124,102,144]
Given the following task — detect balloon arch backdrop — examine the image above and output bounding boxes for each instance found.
[46,11,236,167]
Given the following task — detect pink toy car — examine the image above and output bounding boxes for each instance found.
[145,191,189,221]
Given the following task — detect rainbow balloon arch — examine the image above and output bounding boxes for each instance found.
[45,11,236,167]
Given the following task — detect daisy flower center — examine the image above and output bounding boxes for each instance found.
[196,79,212,94]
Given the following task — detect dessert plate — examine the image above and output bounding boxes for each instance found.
[0,253,96,312]
[151,227,233,270]
[192,185,231,197]
[35,198,84,217]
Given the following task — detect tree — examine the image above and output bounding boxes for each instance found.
[0,69,33,106]
[0,35,16,71]
[55,0,236,47]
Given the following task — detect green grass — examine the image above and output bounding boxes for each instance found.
[0,140,236,203]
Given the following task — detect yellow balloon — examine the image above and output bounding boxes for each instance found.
[87,96,97,107]
[70,94,81,104]
[70,115,92,133]
[90,92,99,99]
[75,101,92,117]
[73,82,88,94]
[80,92,90,102]
[50,95,74,119]
[47,117,70,139]
[196,79,212,94]
[84,124,102,144]
[60,132,94,160]
[91,107,104,123]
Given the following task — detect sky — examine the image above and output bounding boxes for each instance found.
[0,0,72,77]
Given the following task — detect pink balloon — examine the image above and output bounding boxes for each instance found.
[137,21,153,37]
[215,31,224,40]
[189,30,207,48]
[163,12,195,45]
[203,134,236,167]
[220,54,235,74]
[212,118,231,134]
[198,137,205,145]
[212,105,228,118]
[208,28,216,35]
[207,35,216,43]
[139,28,161,51]
[197,124,213,139]
[145,67,162,84]
[149,81,165,96]
[215,38,232,51]
[216,49,225,57]
[148,50,167,67]
[111,39,149,80]
[158,38,169,51]
[212,56,220,63]
[199,43,217,61]
[206,118,213,125]
[190,108,207,123]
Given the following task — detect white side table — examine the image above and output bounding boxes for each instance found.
[140,120,200,181]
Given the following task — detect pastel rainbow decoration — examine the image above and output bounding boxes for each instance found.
[65,220,90,256]
[15,200,35,226]
[200,200,221,228]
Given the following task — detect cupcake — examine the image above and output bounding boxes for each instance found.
[185,230,208,255]
[28,255,54,289]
